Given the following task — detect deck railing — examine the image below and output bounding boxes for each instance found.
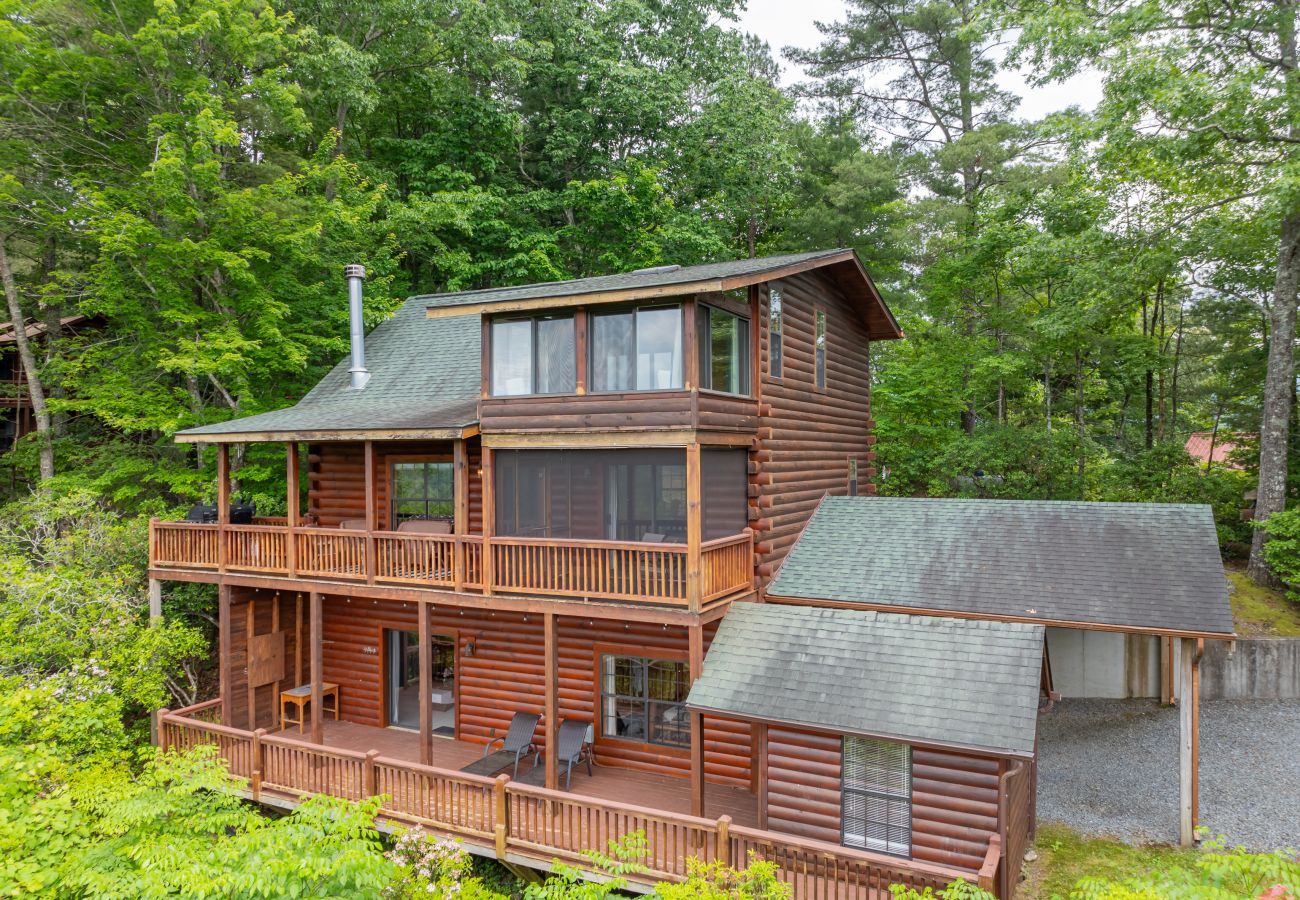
[149,520,751,607]
[157,703,980,897]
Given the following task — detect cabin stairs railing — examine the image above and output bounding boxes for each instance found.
[149,520,753,608]
[157,701,982,898]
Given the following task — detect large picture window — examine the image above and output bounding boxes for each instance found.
[591,306,683,392]
[391,462,454,524]
[697,305,751,395]
[490,315,576,396]
[842,737,912,857]
[600,655,690,747]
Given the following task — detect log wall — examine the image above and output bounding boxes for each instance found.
[762,725,1004,875]
[754,272,874,584]
[226,590,751,788]
[308,439,482,532]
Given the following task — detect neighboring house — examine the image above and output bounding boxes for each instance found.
[1185,431,1253,470]
[148,251,1232,898]
[0,314,91,451]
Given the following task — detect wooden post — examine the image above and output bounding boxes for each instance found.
[364,440,377,584]
[271,593,281,729]
[544,611,558,791]
[1178,636,1196,845]
[364,749,381,797]
[453,439,468,592]
[756,721,769,829]
[218,584,232,726]
[686,442,702,611]
[286,442,299,577]
[294,593,303,687]
[310,591,323,745]
[574,308,588,395]
[419,601,432,765]
[156,707,170,751]
[716,815,732,867]
[246,598,257,729]
[1192,639,1202,832]
[482,446,495,596]
[251,728,266,800]
[148,578,162,623]
[493,774,510,858]
[217,443,230,573]
[689,623,704,683]
[690,709,705,818]
[1161,635,1175,705]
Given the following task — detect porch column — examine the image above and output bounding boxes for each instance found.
[1178,636,1200,845]
[544,611,558,790]
[419,601,432,765]
[286,442,299,577]
[685,442,702,612]
[689,623,705,817]
[216,443,230,573]
[218,584,232,726]
[453,439,468,593]
[482,446,495,596]
[364,440,377,584]
[310,591,323,744]
[148,578,162,622]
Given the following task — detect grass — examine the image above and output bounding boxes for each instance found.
[1226,565,1300,637]
[1019,824,1203,899]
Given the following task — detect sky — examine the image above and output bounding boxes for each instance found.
[734,0,1103,121]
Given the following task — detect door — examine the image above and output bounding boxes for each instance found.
[385,630,457,735]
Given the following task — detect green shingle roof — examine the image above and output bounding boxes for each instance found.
[687,603,1044,756]
[176,298,480,440]
[768,496,1234,637]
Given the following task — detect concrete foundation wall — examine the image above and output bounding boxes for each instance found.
[1046,628,1162,699]
[1200,638,1300,700]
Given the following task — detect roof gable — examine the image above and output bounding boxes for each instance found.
[768,496,1234,637]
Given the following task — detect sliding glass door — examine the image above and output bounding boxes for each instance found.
[385,630,456,736]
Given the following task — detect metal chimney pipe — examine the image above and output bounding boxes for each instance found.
[344,264,370,390]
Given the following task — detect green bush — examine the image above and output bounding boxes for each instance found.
[1257,507,1300,602]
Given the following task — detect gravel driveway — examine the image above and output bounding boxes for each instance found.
[1036,698,1300,851]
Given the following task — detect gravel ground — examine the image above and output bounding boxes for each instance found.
[1036,698,1300,851]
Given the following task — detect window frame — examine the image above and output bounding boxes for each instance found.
[697,302,752,397]
[840,736,913,858]
[588,304,685,394]
[815,308,827,390]
[597,650,692,749]
[388,459,456,527]
[489,314,576,397]
[768,288,783,379]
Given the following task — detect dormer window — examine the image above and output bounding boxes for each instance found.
[490,315,576,396]
[591,305,683,392]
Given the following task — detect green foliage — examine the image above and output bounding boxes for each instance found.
[888,879,996,900]
[1072,836,1300,900]
[654,855,791,900]
[1256,507,1300,602]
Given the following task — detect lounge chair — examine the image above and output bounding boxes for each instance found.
[517,719,593,790]
[458,712,539,778]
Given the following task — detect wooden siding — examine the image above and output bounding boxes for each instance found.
[762,727,1004,876]
[308,439,482,532]
[481,391,758,434]
[227,590,751,788]
[754,272,874,584]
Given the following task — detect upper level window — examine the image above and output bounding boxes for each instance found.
[815,309,827,389]
[591,306,683,392]
[391,461,454,525]
[490,315,576,396]
[768,289,783,379]
[698,305,751,395]
[601,654,690,747]
[842,736,912,857]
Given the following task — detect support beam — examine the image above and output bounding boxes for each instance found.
[271,593,281,729]
[544,611,558,791]
[217,444,230,573]
[148,578,162,623]
[482,447,495,596]
[453,439,468,593]
[310,591,323,745]
[690,709,705,818]
[218,584,232,726]
[364,440,377,583]
[686,442,702,611]
[419,601,432,765]
[286,442,300,577]
[1192,638,1202,832]
[246,598,257,729]
[1178,636,1197,845]
[294,592,303,687]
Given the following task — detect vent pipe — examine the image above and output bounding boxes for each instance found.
[344,264,370,390]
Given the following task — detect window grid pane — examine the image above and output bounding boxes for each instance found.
[392,462,454,524]
[600,654,690,748]
[842,737,912,857]
[769,289,783,378]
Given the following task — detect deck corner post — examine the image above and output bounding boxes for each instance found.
[419,602,432,766]
[685,442,702,612]
[364,440,377,584]
[216,443,230,574]
[492,774,510,858]
[310,591,323,745]
[251,728,267,800]
[690,709,705,819]
[155,708,170,751]
[286,441,299,577]
[482,446,495,596]
[978,833,1002,893]
[715,815,732,867]
[364,749,381,798]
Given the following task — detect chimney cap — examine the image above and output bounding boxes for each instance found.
[344,264,366,280]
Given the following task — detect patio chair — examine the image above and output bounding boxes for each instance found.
[458,712,539,778]
[518,718,593,790]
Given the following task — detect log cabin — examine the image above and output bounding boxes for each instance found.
[148,249,1233,898]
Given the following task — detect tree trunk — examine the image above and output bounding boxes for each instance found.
[1247,209,1300,584]
[0,237,54,480]
[1075,346,1086,496]
[1142,293,1154,450]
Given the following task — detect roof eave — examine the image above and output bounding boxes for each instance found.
[174,423,480,444]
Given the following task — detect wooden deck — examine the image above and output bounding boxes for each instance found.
[300,719,760,827]
[159,700,990,898]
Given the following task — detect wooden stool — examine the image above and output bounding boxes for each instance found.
[280,683,339,733]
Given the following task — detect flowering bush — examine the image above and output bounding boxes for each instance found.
[385,826,498,898]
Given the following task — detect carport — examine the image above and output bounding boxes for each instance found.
[765,496,1236,846]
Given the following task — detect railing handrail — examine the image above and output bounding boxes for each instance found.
[160,712,254,741]
[225,523,291,533]
[372,755,497,789]
[490,534,689,551]
[169,697,224,718]
[505,778,722,829]
[261,730,370,762]
[728,822,971,882]
[701,531,752,550]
